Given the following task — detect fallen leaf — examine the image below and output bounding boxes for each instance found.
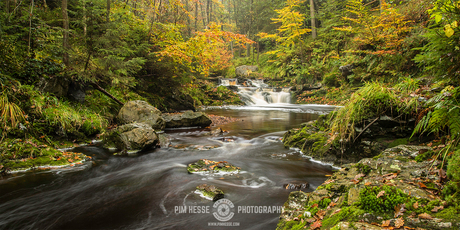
[355,173,366,180]
[311,203,318,208]
[310,220,322,230]
[418,182,427,188]
[377,190,386,198]
[328,202,337,209]
[394,204,406,218]
[365,182,372,186]
[395,217,404,228]
[418,213,433,219]
[381,220,390,227]
[315,210,326,220]
[385,173,398,180]
[331,209,341,215]
[431,206,444,213]
[413,201,419,209]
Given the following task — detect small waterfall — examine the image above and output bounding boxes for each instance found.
[220,79,291,105]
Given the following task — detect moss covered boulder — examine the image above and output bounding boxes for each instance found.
[117,100,165,130]
[162,111,212,128]
[195,184,225,201]
[187,159,240,174]
[0,138,87,173]
[105,122,159,153]
[277,145,460,230]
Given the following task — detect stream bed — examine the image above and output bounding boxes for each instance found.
[0,104,337,230]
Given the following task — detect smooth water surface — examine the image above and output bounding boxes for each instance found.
[0,104,337,230]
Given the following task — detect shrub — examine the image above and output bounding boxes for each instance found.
[329,81,401,142]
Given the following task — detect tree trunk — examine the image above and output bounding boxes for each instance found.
[201,1,206,27]
[82,0,86,36]
[206,0,210,26]
[28,0,34,55]
[194,1,198,33]
[310,0,317,39]
[5,0,10,13]
[106,0,110,22]
[185,0,191,36]
[257,41,259,64]
[62,0,69,66]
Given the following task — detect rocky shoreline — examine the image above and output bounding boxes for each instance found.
[277,143,459,229]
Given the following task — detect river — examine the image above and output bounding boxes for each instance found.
[0,103,337,230]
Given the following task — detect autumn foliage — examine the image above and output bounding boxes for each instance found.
[157,24,254,76]
[334,0,412,55]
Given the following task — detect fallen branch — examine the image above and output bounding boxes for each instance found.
[90,82,124,106]
[353,116,380,143]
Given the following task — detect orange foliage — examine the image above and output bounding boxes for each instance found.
[157,24,254,76]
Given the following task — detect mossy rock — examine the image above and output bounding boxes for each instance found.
[195,184,225,201]
[0,138,87,172]
[187,159,240,174]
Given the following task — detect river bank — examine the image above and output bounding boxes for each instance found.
[277,82,460,229]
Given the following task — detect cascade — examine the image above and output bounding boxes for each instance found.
[220,79,291,105]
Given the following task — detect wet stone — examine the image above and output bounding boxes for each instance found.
[187,159,240,174]
[195,184,225,201]
[283,182,310,190]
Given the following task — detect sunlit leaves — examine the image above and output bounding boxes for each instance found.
[334,0,412,55]
[157,23,254,76]
[257,0,310,56]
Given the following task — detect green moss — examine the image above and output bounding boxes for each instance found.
[0,138,86,171]
[323,206,364,229]
[187,159,240,174]
[434,206,459,220]
[415,150,435,162]
[319,198,332,209]
[354,163,372,175]
[277,220,306,230]
[387,138,409,148]
[358,185,407,213]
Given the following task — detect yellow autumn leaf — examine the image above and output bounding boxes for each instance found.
[445,24,455,37]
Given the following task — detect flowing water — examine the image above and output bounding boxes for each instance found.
[0,88,338,230]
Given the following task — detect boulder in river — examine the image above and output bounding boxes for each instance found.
[162,111,212,128]
[117,100,165,130]
[283,182,310,190]
[187,159,240,174]
[235,65,258,77]
[195,184,225,201]
[105,122,159,153]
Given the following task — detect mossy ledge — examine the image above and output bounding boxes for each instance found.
[277,145,460,230]
[0,138,89,174]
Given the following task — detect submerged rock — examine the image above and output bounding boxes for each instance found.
[283,182,310,190]
[117,100,165,130]
[195,184,225,201]
[187,159,240,174]
[105,122,159,153]
[162,111,212,128]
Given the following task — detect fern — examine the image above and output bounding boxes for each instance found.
[412,86,460,140]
